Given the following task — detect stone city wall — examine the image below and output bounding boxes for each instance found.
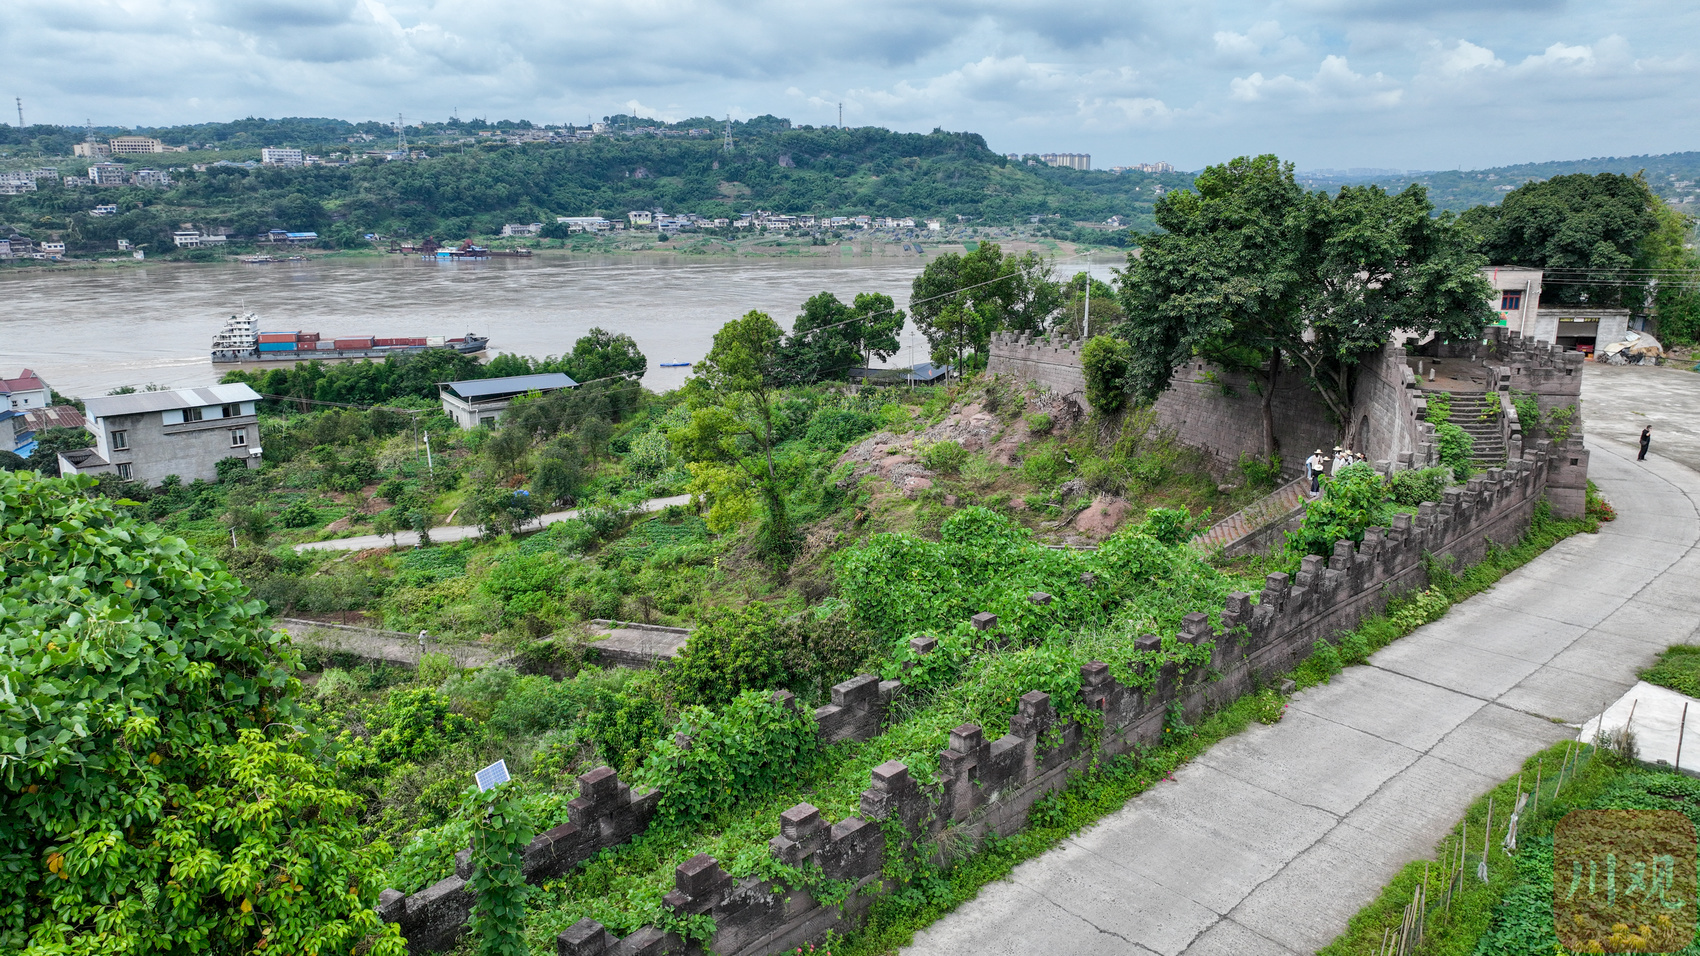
[381,437,1586,955]
[986,333,1436,478]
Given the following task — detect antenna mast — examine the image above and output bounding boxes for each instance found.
[15,98,22,128]
[838,103,843,128]
[723,114,732,152]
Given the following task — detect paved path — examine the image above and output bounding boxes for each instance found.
[906,438,1700,956]
[293,494,692,552]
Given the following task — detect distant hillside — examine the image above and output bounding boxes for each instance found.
[0,115,1190,249]
[1299,152,1700,212]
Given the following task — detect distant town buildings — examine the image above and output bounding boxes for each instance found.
[109,136,168,155]
[1040,153,1091,171]
[500,223,543,236]
[1111,162,1176,174]
[0,168,58,195]
[261,147,305,166]
[555,216,613,233]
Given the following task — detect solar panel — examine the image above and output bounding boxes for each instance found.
[475,759,510,792]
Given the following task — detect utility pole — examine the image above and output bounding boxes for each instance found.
[1083,258,1092,338]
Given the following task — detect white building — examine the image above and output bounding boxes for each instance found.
[627,211,653,225]
[1482,267,1543,339]
[109,136,166,155]
[439,373,577,429]
[1040,153,1091,171]
[67,384,264,485]
[556,216,612,233]
[261,147,305,166]
[501,223,543,236]
[88,163,128,185]
[91,204,119,216]
[40,242,65,255]
[130,168,171,188]
[173,231,203,248]
[2,369,53,411]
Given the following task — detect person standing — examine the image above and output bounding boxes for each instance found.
[1305,449,1324,498]
[1639,426,1652,461]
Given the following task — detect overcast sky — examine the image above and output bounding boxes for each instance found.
[5,0,1694,171]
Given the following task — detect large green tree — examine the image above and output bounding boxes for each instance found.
[1119,155,1311,457]
[1120,155,1493,449]
[0,470,403,955]
[671,311,793,559]
[909,242,1063,372]
[776,291,907,384]
[1461,172,1663,307]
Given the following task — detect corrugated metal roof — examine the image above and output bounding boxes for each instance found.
[84,383,262,420]
[445,373,577,400]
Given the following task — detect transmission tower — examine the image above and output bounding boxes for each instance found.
[15,98,22,128]
[838,103,843,129]
[723,114,733,152]
[395,113,407,153]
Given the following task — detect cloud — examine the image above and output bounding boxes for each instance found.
[1434,39,1504,76]
[1212,21,1305,64]
[1230,55,1402,109]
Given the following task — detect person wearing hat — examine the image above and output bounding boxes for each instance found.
[1305,448,1325,497]
[1330,446,1348,476]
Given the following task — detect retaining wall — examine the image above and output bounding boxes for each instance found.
[382,437,1586,955]
[986,333,1436,478]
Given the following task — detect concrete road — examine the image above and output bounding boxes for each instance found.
[906,438,1700,953]
[293,494,693,552]
[1584,363,1700,474]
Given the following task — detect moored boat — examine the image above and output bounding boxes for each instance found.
[210,312,489,364]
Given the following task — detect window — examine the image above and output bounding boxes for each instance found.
[222,403,242,418]
[1500,290,1522,311]
[230,428,247,448]
[116,462,132,480]
[183,406,204,423]
[111,429,128,450]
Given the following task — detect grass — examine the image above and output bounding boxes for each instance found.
[1640,645,1700,698]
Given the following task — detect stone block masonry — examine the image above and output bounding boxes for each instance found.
[366,437,1575,956]
[986,333,1437,478]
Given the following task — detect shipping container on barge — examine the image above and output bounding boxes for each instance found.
[209,312,489,365]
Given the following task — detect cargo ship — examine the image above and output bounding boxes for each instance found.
[210,312,489,365]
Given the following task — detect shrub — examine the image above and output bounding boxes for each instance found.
[802,410,877,449]
[279,499,318,528]
[1020,440,1071,487]
[1286,462,1392,557]
[1384,466,1451,507]
[1236,453,1283,489]
[584,672,668,776]
[920,440,970,476]
[1137,507,1208,547]
[369,687,477,763]
[637,689,820,827]
[1434,421,1475,481]
[215,456,251,483]
[1081,335,1133,413]
[1024,412,1054,435]
[624,428,677,479]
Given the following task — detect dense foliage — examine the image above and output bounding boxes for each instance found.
[0,470,401,955]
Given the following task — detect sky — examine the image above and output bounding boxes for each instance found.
[4,0,1696,171]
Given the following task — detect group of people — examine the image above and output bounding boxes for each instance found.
[1304,446,1365,498]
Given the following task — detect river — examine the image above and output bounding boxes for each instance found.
[0,251,1118,399]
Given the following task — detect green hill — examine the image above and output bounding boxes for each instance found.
[1300,152,1700,212]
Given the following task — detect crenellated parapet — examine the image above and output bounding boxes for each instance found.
[387,430,1570,956]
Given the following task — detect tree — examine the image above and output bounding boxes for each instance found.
[469,484,542,538]
[1119,155,1311,457]
[777,292,859,384]
[910,242,1062,372]
[1055,272,1125,340]
[531,437,586,504]
[1294,183,1494,440]
[559,328,646,420]
[671,311,792,559]
[1121,156,1493,450]
[0,470,403,956]
[1461,172,1662,307]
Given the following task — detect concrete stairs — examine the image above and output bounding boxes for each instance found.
[1436,390,1507,466]
[1192,476,1309,553]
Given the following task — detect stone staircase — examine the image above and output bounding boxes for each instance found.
[1436,390,1507,466]
[1192,476,1309,554]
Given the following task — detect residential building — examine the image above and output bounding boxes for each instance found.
[628,211,653,225]
[40,242,65,255]
[74,141,112,158]
[1041,153,1091,171]
[925,219,941,232]
[3,236,28,256]
[129,168,172,188]
[556,216,612,232]
[1482,266,1544,339]
[91,204,119,216]
[438,373,577,429]
[17,405,87,457]
[0,240,10,257]
[67,383,264,485]
[3,369,52,411]
[260,147,305,166]
[108,136,166,155]
[501,222,543,236]
[0,180,34,195]
[117,239,133,251]
[63,176,91,187]
[1111,162,1176,174]
[88,163,128,185]
[173,230,203,248]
